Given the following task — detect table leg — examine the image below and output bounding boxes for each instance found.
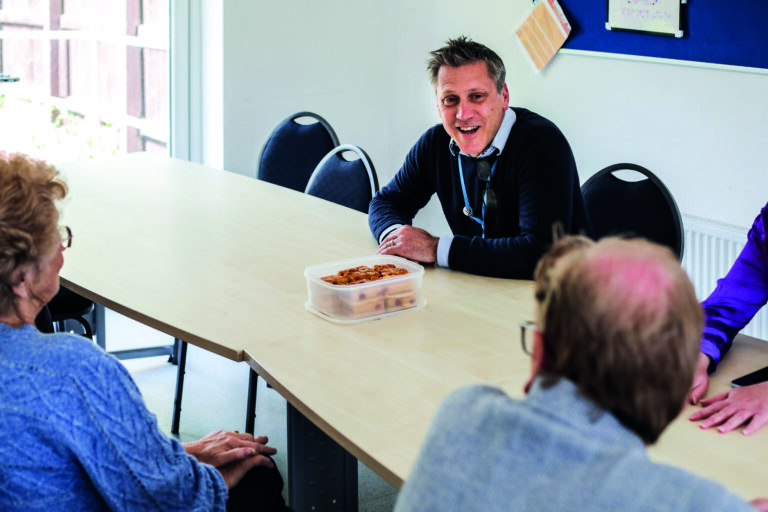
[171,339,188,435]
[245,369,258,435]
[287,403,358,512]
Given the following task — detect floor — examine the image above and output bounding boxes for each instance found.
[102,308,399,512]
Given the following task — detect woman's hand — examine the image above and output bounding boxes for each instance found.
[183,430,277,489]
[689,381,768,435]
[688,353,711,404]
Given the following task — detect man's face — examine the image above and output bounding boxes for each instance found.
[435,61,509,157]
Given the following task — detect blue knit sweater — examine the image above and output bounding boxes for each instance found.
[0,324,228,511]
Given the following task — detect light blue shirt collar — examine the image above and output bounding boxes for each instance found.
[449,108,516,158]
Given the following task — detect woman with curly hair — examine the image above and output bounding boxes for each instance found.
[0,153,290,512]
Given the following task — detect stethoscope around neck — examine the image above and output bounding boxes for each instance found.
[458,155,498,239]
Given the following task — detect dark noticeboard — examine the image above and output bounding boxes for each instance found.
[557,1,768,72]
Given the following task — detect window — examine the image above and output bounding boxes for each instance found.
[0,0,169,162]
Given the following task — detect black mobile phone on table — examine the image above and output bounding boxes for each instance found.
[731,365,768,388]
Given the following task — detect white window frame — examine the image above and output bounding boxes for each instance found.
[170,0,222,167]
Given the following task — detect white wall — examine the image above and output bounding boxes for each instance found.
[200,1,223,168]
[216,1,768,233]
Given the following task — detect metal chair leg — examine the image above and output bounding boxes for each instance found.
[94,303,106,350]
[245,369,258,435]
[168,337,181,365]
[171,339,187,435]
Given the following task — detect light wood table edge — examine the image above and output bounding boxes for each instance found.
[61,277,244,362]
[244,350,404,489]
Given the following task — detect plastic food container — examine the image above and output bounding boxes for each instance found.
[304,255,425,323]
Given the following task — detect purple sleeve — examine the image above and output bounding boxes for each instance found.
[701,205,768,371]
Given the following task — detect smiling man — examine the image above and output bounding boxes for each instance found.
[369,36,591,278]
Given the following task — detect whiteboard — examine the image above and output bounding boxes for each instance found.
[607,0,683,38]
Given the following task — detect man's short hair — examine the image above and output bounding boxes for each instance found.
[427,36,506,93]
[534,237,703,444]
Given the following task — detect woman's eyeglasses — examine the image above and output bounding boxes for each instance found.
[519,320,536,356]
[59,225,73,249]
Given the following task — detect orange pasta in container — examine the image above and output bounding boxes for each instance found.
[305,256,425,323]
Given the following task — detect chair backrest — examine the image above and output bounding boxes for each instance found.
[581,163,684,260]
[257,111,340,192]
[305,144,379,214]
[46,286,95,338]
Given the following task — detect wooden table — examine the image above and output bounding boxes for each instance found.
[58,154,768,504]
[651,333,768,500]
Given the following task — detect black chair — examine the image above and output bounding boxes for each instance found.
[257,111,340,192]
[47,286,95,338]
[581,163,684,260]
[305,144,379,213]
[34,305,54,334]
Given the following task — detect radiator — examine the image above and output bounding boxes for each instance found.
[682,214,768,340]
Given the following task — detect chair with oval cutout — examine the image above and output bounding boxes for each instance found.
[581,162,684,260]
[305,144,379,213]
[257,111,340,192]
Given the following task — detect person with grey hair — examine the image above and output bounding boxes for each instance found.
[394,236,768,511]
[369,35,590,278]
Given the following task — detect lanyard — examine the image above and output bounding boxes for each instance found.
[458,156,497,239]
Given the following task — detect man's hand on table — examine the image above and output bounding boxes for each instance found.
[377,225,438,264]
[688,352,711,404]
[183,430,277,488]
[689,380,768,435]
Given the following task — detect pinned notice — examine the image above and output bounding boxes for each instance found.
[607,0,684,37]
[515,0,571,72]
